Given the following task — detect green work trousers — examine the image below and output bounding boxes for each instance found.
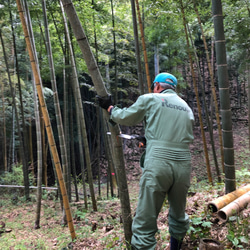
[131,155,191,249]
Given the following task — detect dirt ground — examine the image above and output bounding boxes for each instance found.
[70,122,250,249]
[0,122,249,249]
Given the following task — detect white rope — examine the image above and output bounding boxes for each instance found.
[0,185,57,190]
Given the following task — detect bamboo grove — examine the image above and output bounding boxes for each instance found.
[0,0,249,242]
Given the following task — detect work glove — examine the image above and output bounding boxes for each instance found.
[96,94,113,110]
[137,136,146,147]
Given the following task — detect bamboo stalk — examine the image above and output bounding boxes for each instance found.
[60,0,133,245]
[59,0,97,211]
[212,0,235,193]
[248,63,250,149]
[1,83,7,171]
[218,191,250,221]
[135,0,151,93]
[130,0,144,94]
[187,23,221,182]
[193,2,224,173]
[0,27,30,199]
[16,0,76,240]
[207,184,250,213]
[42,0,69,198]
[180,0,213,184]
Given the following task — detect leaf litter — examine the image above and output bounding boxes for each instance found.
[0,124,249,249]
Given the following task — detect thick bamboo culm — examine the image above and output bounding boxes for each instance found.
[218,191,250,221]
[207,184,250,213]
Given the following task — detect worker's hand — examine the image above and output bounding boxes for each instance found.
[96,95,113,110]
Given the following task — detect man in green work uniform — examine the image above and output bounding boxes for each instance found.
[97,72,194,250]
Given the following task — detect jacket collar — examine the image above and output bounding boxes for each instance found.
[161,89,176,94]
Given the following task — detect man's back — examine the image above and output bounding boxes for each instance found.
[142,89,194,144]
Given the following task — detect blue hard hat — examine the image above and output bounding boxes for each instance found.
[152,72,178,90]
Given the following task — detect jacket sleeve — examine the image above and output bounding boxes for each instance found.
[110,95,146,126]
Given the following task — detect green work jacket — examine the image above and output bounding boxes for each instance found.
[110,89,194,162]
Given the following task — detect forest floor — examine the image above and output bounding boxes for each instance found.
[0,122,250,250]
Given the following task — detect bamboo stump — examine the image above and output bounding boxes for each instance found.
[199,238,224,250]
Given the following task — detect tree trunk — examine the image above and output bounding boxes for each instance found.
[9,0,30,173]
[130,0,144,94]
[28,117,34,179]
[60,0,132,245]
[187,24,221,182]
[110,0,118,104]
[69,92,79,202]
[33,78,43,229]
[96,106,101,197]
[60,1,97,211]
[154,45,159,75]
[16,0,76,239]
[135,0,152,93]
[0,28,30,199]
[180,0,213,184]
[76,100,88,209]
[42,0,70,199]
[92,0,99,63]
[1,82,7,171]
[63,53,71,201]
[40,107,47,186]
[193,1,224,173]
[212,0,235,193]
[248,63,250,149]
[103,120,116,196]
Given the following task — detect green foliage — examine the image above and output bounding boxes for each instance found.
[223,0,250,72]
[227,215,249,249]
[187,215,212,240]
[186,172,250,249]
[236,167,250,183]
[104,236,120,249]
[74,209,88,221]
[0,164,24,186]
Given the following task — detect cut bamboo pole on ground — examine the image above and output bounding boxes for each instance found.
[217,191,250,221]
[199,238,224,250]
[207,184,250,213]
